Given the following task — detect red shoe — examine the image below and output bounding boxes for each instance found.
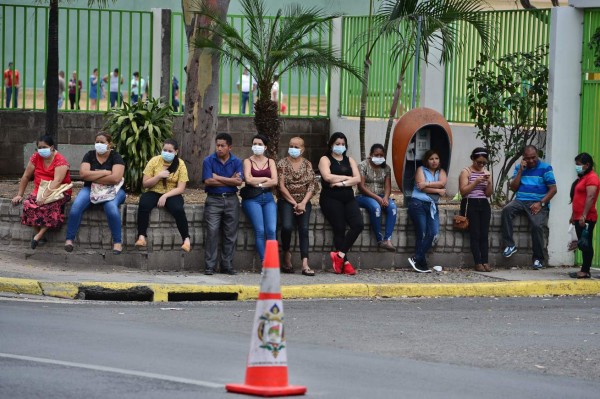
[330,251,343,274]
[343,261,356,275]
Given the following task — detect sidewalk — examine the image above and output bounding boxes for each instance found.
[1,250,599,302]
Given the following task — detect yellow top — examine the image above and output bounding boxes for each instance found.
[143,155,189,194]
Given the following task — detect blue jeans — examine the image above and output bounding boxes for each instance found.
[356,194,397,242]
[65,186,126,243]
[6,86,18,108]
[110,91,121,107]
[242,192,277,261]
[241,92,249,114]
[407,198,439,266]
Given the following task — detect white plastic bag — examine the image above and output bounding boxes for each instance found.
[567,224,578,251]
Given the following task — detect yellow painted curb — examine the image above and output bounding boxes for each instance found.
[282,284,370,299]
[0,277,43,296]
[39,282,80,299]
[150,284,260,302]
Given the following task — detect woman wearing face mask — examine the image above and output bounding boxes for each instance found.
[407,149,447,273]
[568,153,599,279]
[276,136,317,276]
[135,138,191,252]
[458,147,493,272]
[242,134,279,264]
[318,132,364,275]
[356,143,397,252]
[11,135,72,249]
[64,132,126,254]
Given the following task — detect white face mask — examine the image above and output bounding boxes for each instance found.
[288,147,301,158]
[332,145,346,155]
[252,145,265,156]
[95,143,108,154]
[371,156,385,166]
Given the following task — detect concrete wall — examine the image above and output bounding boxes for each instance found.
[0,198,540,272]
[0,111,329,177]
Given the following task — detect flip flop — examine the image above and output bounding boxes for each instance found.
[301,268,315,276]
[569,271,591,279]
[281,265,295,274]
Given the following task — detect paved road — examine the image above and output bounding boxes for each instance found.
[1,295,599,398]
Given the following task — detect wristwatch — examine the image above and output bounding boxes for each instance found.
[258,183,263,188]
[540,201,546,207]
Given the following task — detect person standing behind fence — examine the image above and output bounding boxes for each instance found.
[237,66,256,114]
[356,143,397,252]
[68,71,82,110]
[89,69,99,110]
[241,134,278,266]
[58,71,66,109]
[130,71,144,104]
[104,68,124,108]
[459,148,493,272]
[568,153,599,279]
[202,133,244,275]
[318,132,364,275]
[135,138,191,253]
[172,76,180,112]
[4,62,20,108]
[277,136,317,276]
[407,149,447,273]
[501,145,557,270]
[64,132,125,254]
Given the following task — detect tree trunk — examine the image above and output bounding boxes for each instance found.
[45,0,59,142]
[254,81,279,159]
[358,58,370,160]
[383,74,404,153]
[181,0,230,186]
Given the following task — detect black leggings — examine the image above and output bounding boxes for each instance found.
[462,197,491,264]
[137,191,189,240]
[575,221,596,274]
[320,195,364,254]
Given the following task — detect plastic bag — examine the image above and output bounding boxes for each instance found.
[567,224,578,251]
[578,224,590,250]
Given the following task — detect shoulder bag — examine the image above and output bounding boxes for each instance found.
[36,180,73,205]
[453,168,471,231]
[90,178,125,204]
[240,185,265,200]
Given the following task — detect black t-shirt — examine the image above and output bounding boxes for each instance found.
[81,150,125,187]
[320,154,354,202]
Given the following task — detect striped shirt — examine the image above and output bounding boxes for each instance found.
[465,168,488,199]
[513,160,556,202]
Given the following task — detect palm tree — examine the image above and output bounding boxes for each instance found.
[191,0,362,157]
[41,0,112,142]
[356,0,494,154]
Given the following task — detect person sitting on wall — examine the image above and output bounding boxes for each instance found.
[501,145,557,270]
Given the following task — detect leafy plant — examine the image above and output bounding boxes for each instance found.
[467,45,549,204]
[589,26,600,68]
[103,98,174,193]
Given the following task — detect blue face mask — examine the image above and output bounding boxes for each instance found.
[38,148,52,158]
[332,145,346,155]
[575,165,584,174]
[288,148,301,158]
[162,151,175,163]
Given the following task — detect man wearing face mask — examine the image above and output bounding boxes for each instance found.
[356,143,397,252]
[64,132,126,254]
[501,145,557,269]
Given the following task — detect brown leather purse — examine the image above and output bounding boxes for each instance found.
[453,198,469,231]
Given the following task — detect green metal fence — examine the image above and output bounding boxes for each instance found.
[444,9,551,124]
[171,12,331,118]
[0,4,153,112]
[339,16,420,119]
[578,9,600,268]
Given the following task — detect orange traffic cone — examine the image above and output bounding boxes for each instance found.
[226,240,307,397]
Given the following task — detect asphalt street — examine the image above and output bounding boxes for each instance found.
[1,295,599,398]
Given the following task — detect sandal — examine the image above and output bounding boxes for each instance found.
[569,271,591,279]
[281,265,295,274]
[301,268,315,276]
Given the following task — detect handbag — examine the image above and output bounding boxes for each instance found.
[239,184,265,200]
[453,198,470,231]
[90,178,125,204]
[36,179,73,205]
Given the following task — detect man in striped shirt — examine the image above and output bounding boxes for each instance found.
[501,145,557,269]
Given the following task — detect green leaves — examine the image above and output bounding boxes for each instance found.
[103,98,174,193]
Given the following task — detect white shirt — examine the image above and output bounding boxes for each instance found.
[110,74,120,92]
[271,81,279,102]
[131,78,145,95]
[237,74,256,93]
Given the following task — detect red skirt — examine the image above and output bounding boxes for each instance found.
[21,193,71,229]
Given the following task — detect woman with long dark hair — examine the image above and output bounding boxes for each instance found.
[458,147,493,272]
[135,138,191,252]
[569,152,599,279]
[318,132,364,275]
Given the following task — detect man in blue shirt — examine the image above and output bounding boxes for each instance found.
[202,133,244,275]
[501,145,557,269]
